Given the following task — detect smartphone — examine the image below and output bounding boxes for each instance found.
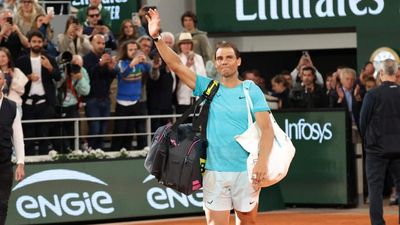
[6,17,12,24]
[46,6,54,15]
[143,6,157,12]
[131,12,139,21]
[302,51,309,57]
[97,19,104,26]
[105,48,112,55]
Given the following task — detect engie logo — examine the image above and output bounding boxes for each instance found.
[285,118,332,143]
[143,175,203,210]
[12,169,115,219]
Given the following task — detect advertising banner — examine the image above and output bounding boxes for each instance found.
[196,0,396,33]
[70,0,139,34]
[274,110,353,205]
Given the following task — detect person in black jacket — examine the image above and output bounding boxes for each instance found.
[83,34,116,150]
[0,71,25,225]
[359,59,400,225]
[16,30,61,155]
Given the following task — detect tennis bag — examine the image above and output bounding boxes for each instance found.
[144,80,219,195]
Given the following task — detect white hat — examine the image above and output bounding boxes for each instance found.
[178,32,193,45]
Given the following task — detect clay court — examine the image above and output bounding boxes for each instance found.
[100,204,399,225]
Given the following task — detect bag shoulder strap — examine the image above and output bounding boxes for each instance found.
[242,80,254,125]
[172,80,220,133]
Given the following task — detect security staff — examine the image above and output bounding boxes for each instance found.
[360,59,400,225]
[0,71,25,225]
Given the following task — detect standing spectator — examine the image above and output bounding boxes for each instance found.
[14,0,45,35]
[147,31,176,131]
[77,0,111,28]
[178,11,213,64]
[82,6,116,50]
[0,70,25,225]
[1,0,17,12]
[356,61,375,97]
[359,59,400,225]
[288,66,326,108]
[242,70,267,93]
[291,51,324,87]
[83,34,116,150]
[270,74,290,109]
[364,76,377,92]
[137,35,155,105]
[0,47,28,114]
[30,13,57,57]
[55,54,90,152]
[117,19,146,45]
[176,32,206,114]
[57,16,91,56]
[111,40,151,151]
[0,8,29,60]
[331,68,362,128]
[16,30,61,155]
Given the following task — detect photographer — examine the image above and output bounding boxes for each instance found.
[57,16,91,57]
[288,66,327,108]
[55,53,90,152]
[0,9,30,60]
[82,6,116,50]
[83,34,117,150]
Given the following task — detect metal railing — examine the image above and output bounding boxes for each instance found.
[22,114,180,152]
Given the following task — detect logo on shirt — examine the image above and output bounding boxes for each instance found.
[239,96,246,99]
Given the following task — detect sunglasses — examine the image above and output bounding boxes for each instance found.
[88,13,100,18]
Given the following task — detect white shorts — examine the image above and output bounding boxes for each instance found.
[202,170,261,212]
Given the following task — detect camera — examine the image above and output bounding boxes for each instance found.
[59,51,81,76]
[143,5,157,12]
[6,17,13,24]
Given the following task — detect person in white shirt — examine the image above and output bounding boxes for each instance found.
[0,70,25,225]
[176,32,206,114]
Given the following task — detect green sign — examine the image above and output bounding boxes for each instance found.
[274,110,354,205]
[196,0,392,33]
[70,0,139,34]
[6,159,283,225]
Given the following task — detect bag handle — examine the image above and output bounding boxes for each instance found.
[243,80,276,126]
[243,80,254,126]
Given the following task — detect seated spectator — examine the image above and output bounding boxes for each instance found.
[176,32,206,114]
[0,47,28,114]
[57,16,91,56]
[0,8,29,60]
[289,66,327,108]
[111,40,151,151]
[31,13,57,57]
[54,54,90,152]
[117,19,146,45]
[291,51,324,87]
[280,70,293,89]
[82,6,116,50]
[77,0,111,28]
[14,0,45,35]
[271,74,290,109]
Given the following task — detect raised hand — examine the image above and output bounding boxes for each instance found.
[145,9,161,38]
